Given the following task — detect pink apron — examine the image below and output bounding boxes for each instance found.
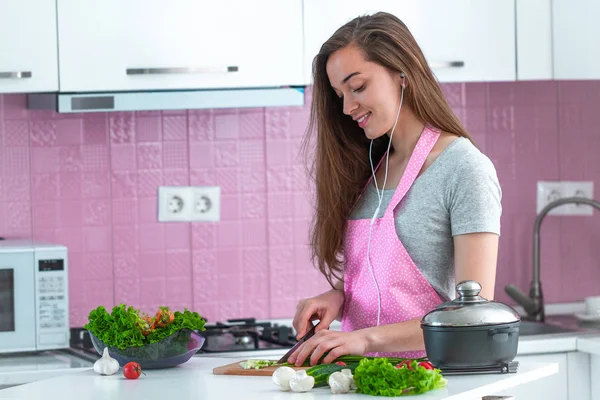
[341,126,443,358]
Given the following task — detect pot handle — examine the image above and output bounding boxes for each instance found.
[488,326,519,343]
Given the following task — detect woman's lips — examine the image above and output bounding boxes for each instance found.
[357,112,371,128]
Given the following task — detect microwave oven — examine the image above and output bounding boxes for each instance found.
[0,239,69,353]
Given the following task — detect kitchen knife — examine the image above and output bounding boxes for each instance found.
[277,323,317,364]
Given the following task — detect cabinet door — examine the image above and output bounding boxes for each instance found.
[0,1,58,93]
[304,0,515,84]
[57,0,304,92]
[516,0,553,80]
[494,353,569,399]
[553,0,600,80]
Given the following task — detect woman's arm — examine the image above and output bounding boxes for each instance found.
[453,232,498,300]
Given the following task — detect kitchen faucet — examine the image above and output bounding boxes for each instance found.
[505,196,600,322]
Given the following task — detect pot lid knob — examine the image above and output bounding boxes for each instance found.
[456,280,482,298]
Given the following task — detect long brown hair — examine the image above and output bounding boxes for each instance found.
[301,12,474,288]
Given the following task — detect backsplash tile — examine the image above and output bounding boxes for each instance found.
[1,81,600,327]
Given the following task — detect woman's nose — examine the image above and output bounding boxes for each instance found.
[343,96,358,115]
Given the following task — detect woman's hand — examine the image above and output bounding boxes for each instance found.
[287,329,368,366]
[293,289,345,339]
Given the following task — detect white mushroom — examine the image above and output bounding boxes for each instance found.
[342,369,356,390]
[329,370,352,394]
[272,366,297,391]
[289,370,315,392]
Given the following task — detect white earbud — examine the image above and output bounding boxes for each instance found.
[366,74,406,329]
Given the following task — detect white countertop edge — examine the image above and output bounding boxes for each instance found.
[576,336,600,356]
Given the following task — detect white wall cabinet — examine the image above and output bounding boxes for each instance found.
[0,1,59,93]
[516,0,553,80]
[552,0,600,80]
[56,0,304,92]
[303,0,516,84]
[3,0,598,96]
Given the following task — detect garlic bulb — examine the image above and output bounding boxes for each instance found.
[272,366,297,391]
[93,348,119,376]
[289,370,315,393]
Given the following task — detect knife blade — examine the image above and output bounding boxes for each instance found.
[277,323,317,364]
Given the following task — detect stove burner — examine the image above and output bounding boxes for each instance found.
[199,318,298,353]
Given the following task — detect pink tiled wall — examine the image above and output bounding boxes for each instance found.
[1,81,600,327]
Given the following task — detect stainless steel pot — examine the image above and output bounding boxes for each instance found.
[421,280,521,368]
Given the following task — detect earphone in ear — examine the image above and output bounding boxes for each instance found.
[365,74,406,328]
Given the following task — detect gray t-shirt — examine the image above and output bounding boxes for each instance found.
[349,137,502,302]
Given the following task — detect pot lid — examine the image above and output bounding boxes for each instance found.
[421,280,520,327]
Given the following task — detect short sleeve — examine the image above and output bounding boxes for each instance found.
[446,152,502,236]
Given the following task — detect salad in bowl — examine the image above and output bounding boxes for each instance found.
[84,304,206,369]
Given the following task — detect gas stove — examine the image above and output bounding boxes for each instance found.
[68,318,298,358]
[199,318,298,353]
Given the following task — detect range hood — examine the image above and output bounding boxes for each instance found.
[27,86,305,113]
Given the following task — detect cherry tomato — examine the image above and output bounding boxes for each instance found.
[123,362,143,379]
[395,360,413,370]
[335,361,347,366]
[418,361,435,370]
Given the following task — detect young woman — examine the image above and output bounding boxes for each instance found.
[288,12,502,367]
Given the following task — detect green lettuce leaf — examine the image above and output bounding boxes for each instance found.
[353,358,447,396]
[84,304,206,349]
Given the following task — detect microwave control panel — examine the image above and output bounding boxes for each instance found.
[36,253,69,349]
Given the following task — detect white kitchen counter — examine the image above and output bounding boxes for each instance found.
[0,310,597,397]
[0,351,92,389]
[0,356,558,400]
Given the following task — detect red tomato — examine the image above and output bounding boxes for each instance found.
[395,360,413,370]
[418,361,434,370]
[123,362,143,379]
[335,361,347,366]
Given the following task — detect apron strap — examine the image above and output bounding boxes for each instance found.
[384,126,440,218]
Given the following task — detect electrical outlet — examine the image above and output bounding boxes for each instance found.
[158,186,192,222]
[537,181,564,215]
[536,181,594,216]
[563,181,594,215]
[189,186,220,222]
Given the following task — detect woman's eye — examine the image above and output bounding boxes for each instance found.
[352,85,365,93]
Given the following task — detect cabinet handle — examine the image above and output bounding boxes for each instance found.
[0,71,32,79]
[429,61,465,69]
[126,66,239,75]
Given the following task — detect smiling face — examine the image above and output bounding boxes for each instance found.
[326,44,404,140]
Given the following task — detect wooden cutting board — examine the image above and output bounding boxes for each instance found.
[213,360,310,376]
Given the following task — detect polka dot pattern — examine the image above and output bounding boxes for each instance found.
[341,127,443,359]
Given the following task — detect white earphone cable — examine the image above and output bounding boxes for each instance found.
[366,77,405,328]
